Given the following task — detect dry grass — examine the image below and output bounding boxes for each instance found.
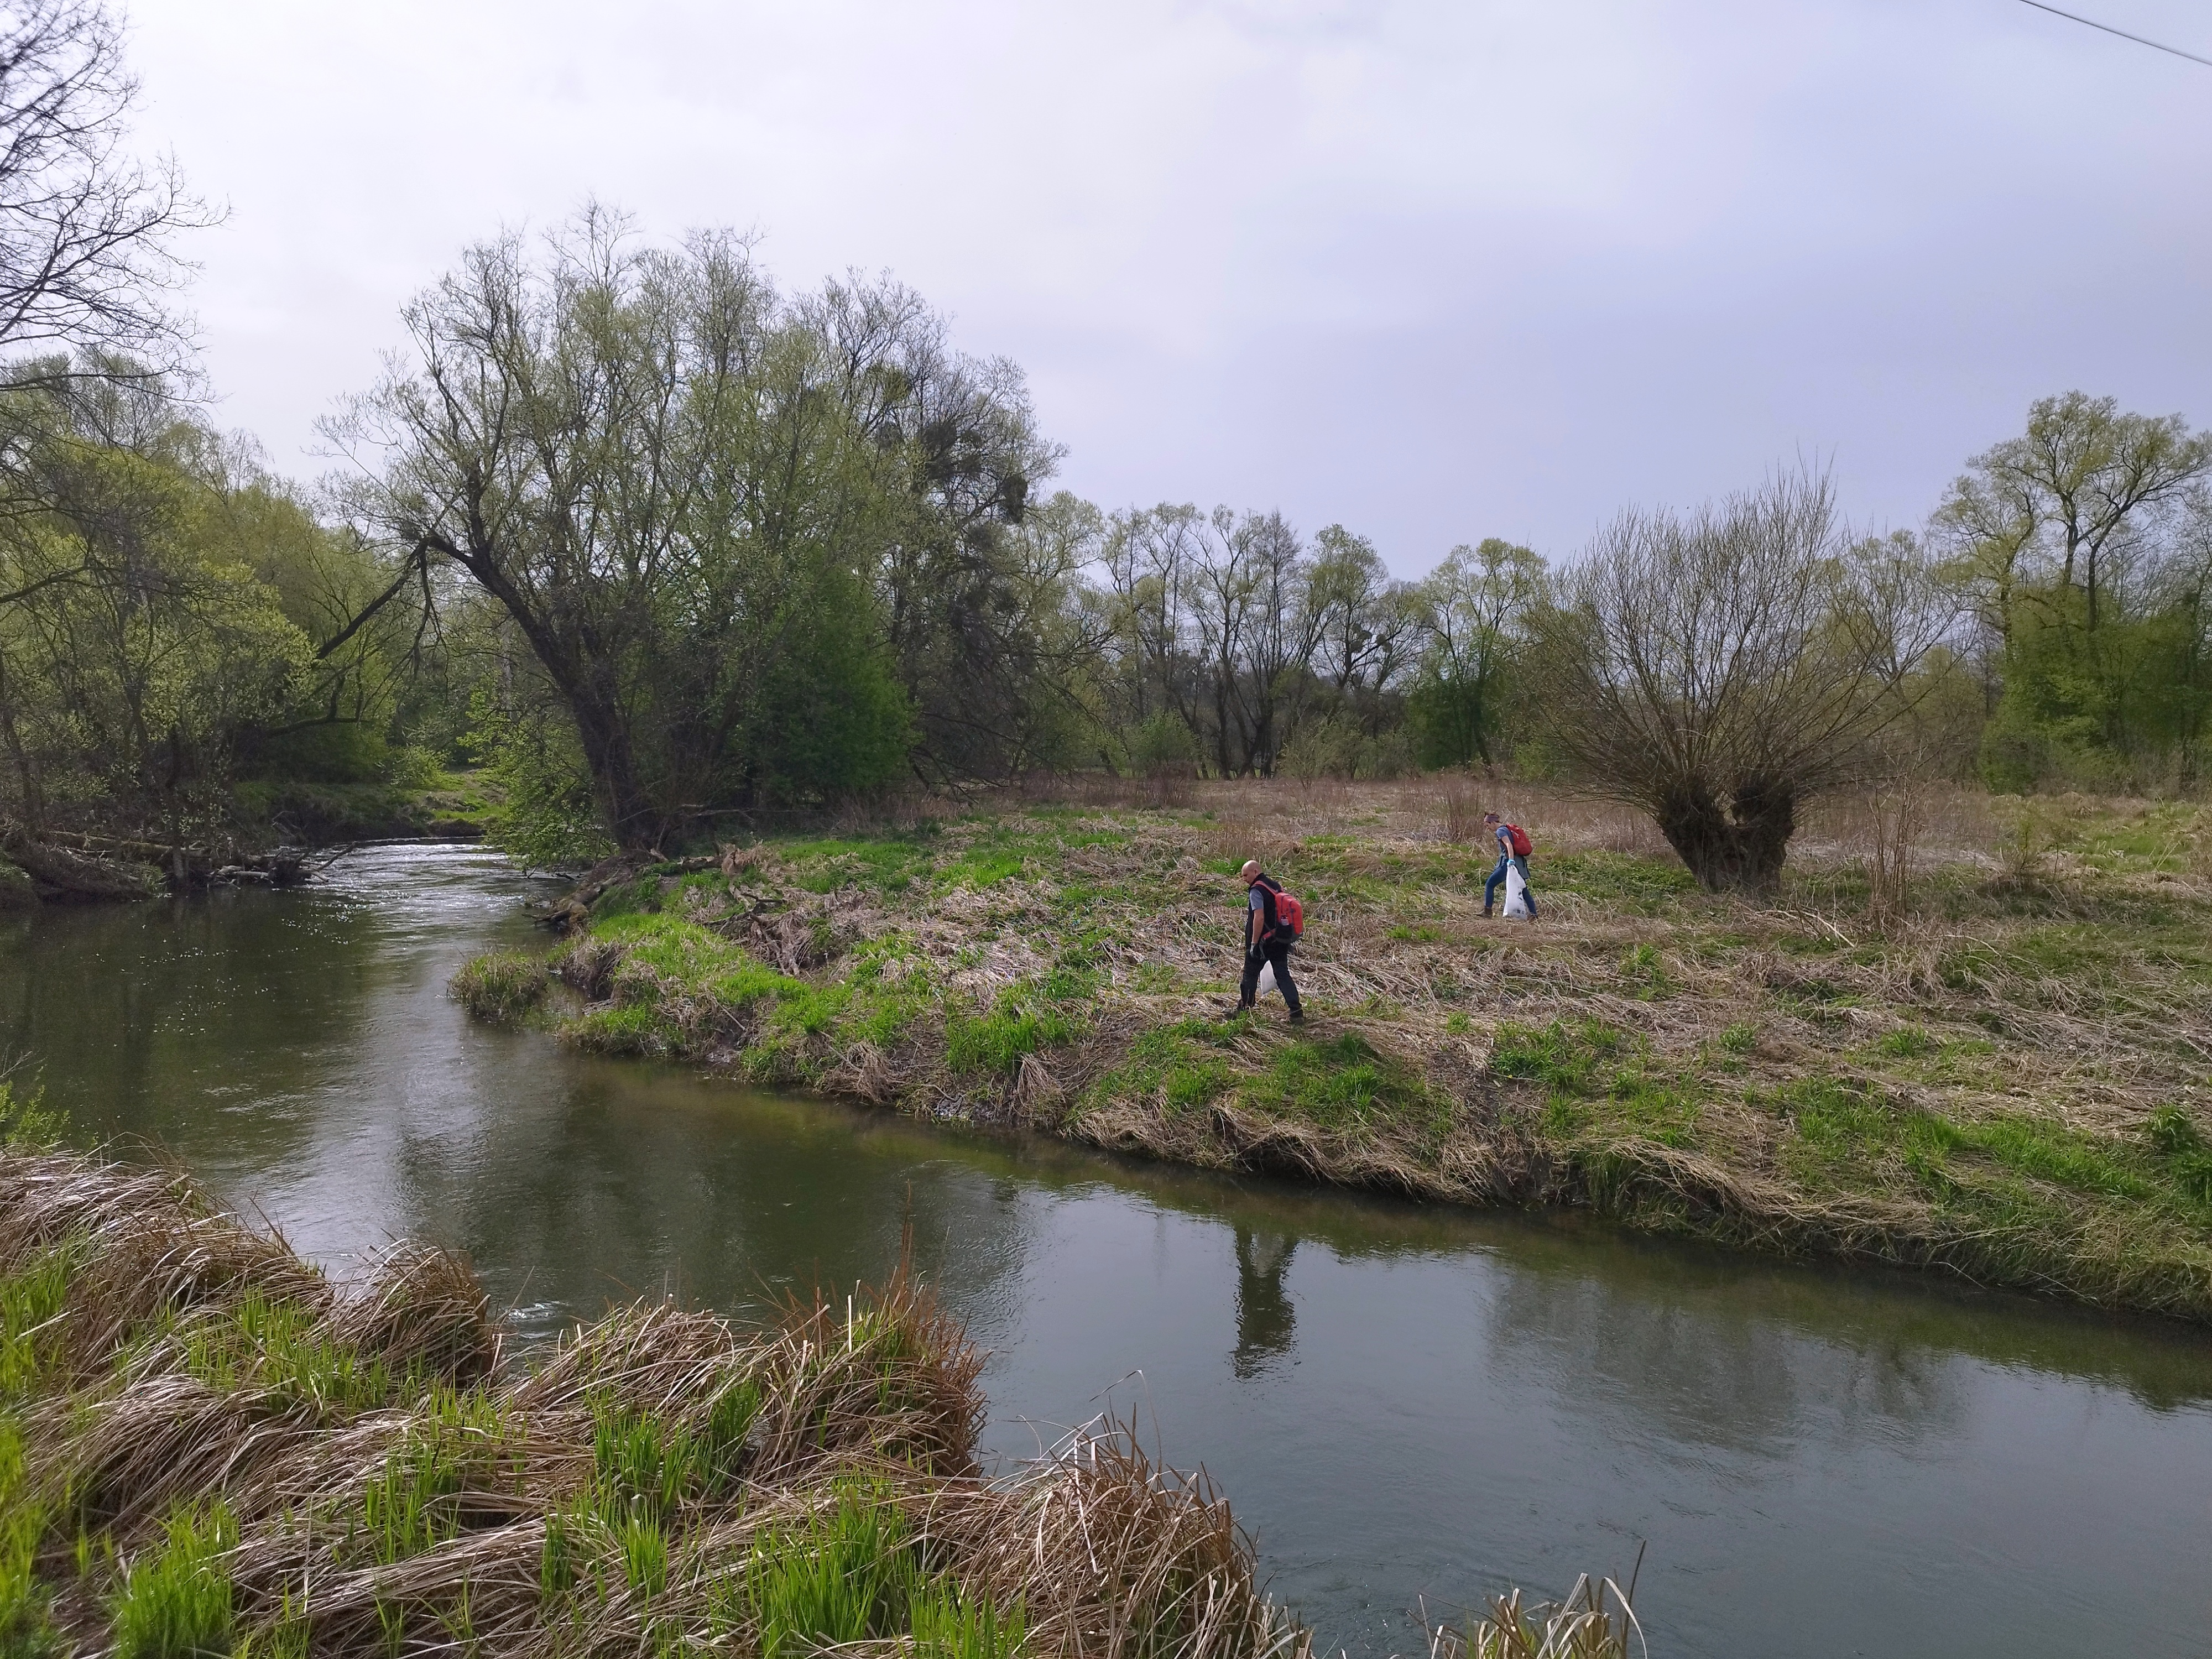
[1432,1573,1644,1659]
[460,779,2212,1322]
[2,1146,1311,1659]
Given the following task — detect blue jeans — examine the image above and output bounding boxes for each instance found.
[1484,854,1536,916]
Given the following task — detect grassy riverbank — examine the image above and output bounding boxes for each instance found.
[0,1142,1308,1658]
[457,780,2212,1324]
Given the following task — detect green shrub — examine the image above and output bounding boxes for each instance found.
[0,1081,61,1150]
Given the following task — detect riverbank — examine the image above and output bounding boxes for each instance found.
[0,1140,1310,1658]
[458,779,2212,1324]
[0,769,497,908]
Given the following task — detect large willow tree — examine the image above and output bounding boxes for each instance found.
[331,209,1055,852]
[1532,469,1948,894]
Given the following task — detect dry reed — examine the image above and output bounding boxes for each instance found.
[1,1146,1311,1659]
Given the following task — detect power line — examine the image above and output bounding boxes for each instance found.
[2013,0,2212,67]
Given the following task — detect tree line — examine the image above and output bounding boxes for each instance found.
[0,4,2208,895]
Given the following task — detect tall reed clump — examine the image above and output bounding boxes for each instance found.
[0,1144,1313,1659]
[1433,1572,1645,1659]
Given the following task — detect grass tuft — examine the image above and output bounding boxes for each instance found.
[447,950,550,1024]
[108,1501,237,1659]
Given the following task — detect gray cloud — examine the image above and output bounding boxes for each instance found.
[127,0,2212,570]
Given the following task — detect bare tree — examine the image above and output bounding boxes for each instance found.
[1534,468,1948,894]
[0,1,212,376]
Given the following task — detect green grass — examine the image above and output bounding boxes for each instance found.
[736,1484,920,1657]
[1095,1020,1244,1118]
[0,1241,79,1398]
[513,796,2212,1322]
[447,951,549,1024]
[945,992,1079,1075]
[910,1577,1026,1659]
[357,1385,510,1564]
[1241,1031,1449,1140]
[179,1287,406,1415]
[108,1501,236,1659]
[1538,851,1699,913]
[0,1418,59,1656]
[1773,1076,2212,1223]
[770,834,939,895]
[1492,1020,1700,1149]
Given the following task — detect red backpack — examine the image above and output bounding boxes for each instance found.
[1259,878,1305,938]
[1505,823,1532,858]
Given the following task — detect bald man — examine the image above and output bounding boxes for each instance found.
[1236,860,1304,1021]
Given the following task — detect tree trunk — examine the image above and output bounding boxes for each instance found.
[1653,777,1796,895]
[0,832,161,902]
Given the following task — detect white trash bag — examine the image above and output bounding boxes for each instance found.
[1503,860,1533,920]
[1254,961,1281,998]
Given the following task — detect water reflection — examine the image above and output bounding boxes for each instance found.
[5,846,2211,1659]
[1233,1227,1298,1379]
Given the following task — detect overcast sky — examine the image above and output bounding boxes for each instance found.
[125,0,2211,575]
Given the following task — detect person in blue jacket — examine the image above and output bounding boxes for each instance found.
[1480,812,1538,919]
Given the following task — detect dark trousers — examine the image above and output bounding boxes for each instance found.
[1239,937,1301,1014]
[1484,853,1537,916]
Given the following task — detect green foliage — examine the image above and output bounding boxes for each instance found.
[0,384,434,841]
[108,1501,237,1659]
[1407,538,1543,770]
[448,951,550,1025]
[466,691,614,870]
[0,1081,62,1150]
[747,571,914,802]
[1129,713,1200,780]
[737,1485,920,1658]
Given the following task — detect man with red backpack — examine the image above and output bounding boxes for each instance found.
[1235,860,1305,1022]
[1481,812,1539,919]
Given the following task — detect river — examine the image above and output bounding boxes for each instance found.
[2,843,2208,1657]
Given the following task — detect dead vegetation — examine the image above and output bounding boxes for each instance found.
[0,1146,1311,1659]
[463,779,2212,1322]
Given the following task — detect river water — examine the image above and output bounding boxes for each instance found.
[2,844,2208,1657]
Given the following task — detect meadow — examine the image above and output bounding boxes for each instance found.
[456,779,2212,1324]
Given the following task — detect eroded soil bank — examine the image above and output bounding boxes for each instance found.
[460,780,2212,1325]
